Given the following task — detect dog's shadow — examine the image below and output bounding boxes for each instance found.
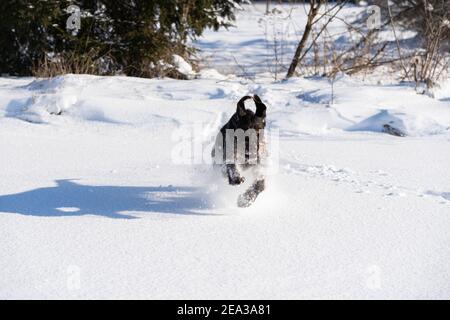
[0,179,215,219]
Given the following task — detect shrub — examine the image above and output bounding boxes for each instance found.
[0,0,242,77]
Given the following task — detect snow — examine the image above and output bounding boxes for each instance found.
[1,4,450,299]
[172,54,196,78]
[347,109,447,136]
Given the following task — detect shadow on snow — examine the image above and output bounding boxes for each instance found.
[0,179,215,219]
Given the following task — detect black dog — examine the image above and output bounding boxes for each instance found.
[212,94,267,207]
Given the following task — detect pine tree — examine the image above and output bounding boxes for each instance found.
[0,0,243,77]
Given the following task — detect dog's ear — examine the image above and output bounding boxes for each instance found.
[237,96,252,117]
[253,94,263,104]
[253,94,266,117]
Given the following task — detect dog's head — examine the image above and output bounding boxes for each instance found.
[235,94,267,130]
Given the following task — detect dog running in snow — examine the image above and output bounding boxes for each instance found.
[211,94,267,207]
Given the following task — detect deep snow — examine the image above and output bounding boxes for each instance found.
[1,4,450,299]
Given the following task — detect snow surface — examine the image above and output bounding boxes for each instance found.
[172,54,196,78]
[1,4,450,299]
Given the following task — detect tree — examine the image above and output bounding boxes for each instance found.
[0,0,243,77]
[286,0,324,78]
[286,0,348,78]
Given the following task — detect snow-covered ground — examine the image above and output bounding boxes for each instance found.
[1,4,450,299]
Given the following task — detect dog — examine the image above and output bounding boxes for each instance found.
[212,94,267,207]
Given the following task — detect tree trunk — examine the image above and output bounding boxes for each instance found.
[286,1,321,78]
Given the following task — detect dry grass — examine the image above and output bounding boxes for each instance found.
[32,49,108,78]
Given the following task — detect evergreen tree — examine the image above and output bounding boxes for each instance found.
[0,0,243,77]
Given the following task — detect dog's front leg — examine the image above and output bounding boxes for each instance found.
[226,164,245,185]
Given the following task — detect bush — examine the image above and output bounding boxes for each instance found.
[0,0,242,77]
[373,0,450,84]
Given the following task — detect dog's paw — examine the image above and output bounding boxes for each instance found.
[237,190,256,207]
[229,175,245,185]
[237,180,265,207]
